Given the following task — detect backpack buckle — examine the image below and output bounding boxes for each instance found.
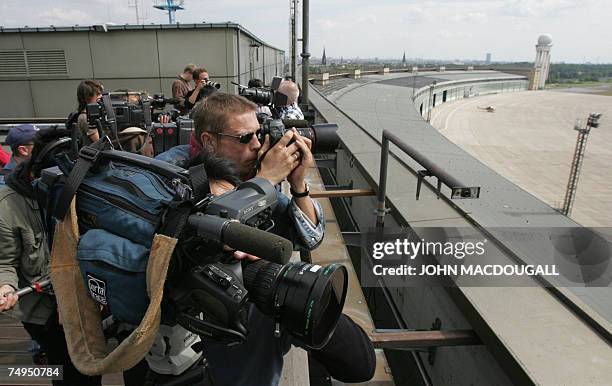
[172,178,193,201]
[78,146,101,162]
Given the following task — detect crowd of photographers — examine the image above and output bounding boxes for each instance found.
[0,63,376,386]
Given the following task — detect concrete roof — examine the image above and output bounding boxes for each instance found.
[0,22,284,53]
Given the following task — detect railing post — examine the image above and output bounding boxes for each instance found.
[376,133,390,227]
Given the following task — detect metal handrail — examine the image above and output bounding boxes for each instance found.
[376,129,480,226]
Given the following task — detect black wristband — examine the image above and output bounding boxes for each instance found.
[290,182,310,198]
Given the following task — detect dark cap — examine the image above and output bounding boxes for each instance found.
[6,124,38,147]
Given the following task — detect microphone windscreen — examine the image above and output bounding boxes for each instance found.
[223,222,293,264]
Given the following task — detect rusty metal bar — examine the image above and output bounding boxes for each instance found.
[370,329,481,349]
[310,188,375,198]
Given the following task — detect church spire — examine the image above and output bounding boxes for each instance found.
[322,47,327,65]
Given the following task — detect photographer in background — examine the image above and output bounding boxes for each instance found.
[275,79,304,120]
[184,67,218,112]
[157,92,324,250]
[75,79,103,145]
[172,63,196,114]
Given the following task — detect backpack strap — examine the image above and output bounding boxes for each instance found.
[50,198,178,375]
[54,139,109,220]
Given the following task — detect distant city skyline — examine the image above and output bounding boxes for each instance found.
[1,0,611,64]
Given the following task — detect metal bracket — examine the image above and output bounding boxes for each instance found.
[428,318,442,365]
[315,156,336,169]
[323,180,353,190]
[416,170,433,200]
[374,207,391,217]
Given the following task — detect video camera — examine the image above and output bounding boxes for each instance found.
[82,91,194,156]
[164,175,347,347]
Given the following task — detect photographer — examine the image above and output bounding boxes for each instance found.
[184,67,218,112]
[185,151,376,386]
[172,63,196,114]
[0,127,102,386]
[275,79,304,120]
[157,93,324,251]
[75,80,103,145]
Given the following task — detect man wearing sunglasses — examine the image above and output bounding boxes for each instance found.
[157,92,324,251]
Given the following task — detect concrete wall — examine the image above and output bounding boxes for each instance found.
[0,24,284,118]
[414,78,528,118]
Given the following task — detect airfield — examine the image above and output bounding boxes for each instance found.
[429,89,612,227]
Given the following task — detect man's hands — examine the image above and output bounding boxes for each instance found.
[0,284,18,312]
[256,128,313,187]
[287,131,314,192]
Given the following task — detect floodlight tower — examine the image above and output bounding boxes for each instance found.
[561,113,603,216]
[153,0,185,24]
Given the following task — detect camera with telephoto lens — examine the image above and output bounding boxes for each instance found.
[257,114,340,155]
[234,76,287,107]
[206,81,221,90]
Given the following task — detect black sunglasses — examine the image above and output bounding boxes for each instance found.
[212,130,260,144]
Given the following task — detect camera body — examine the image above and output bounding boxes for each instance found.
[257,114,340,155]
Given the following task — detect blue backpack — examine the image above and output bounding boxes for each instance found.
[40,142,195,324]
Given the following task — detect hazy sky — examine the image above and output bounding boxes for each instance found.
[2,0,610,63]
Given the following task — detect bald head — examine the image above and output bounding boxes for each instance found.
[277,80,299,105]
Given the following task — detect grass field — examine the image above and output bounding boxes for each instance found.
[546,81,612,95]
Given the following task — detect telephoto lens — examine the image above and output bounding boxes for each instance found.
[242,260,348,349]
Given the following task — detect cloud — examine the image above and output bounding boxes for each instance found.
[37,8,90,25]
[502,0,577,17]
[450,12,488,22]
[437,30,474,39]
[315,19,343,31]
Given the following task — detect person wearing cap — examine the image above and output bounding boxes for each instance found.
[0,124,38,186]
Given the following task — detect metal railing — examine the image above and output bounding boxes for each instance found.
[376,129,481,226]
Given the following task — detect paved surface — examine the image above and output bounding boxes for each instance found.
[0,314,124,385]
[310,78,612,385]
[430,90,612,227]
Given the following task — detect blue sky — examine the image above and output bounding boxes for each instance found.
[1,0,610,63]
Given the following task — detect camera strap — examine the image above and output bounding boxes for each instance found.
[188,163,210,203]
